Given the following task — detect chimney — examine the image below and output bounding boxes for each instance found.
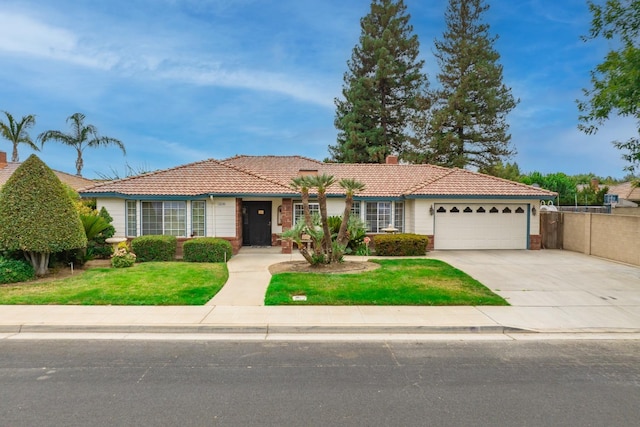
[0,151,6,168]
[590,178,599,190]
[385,155,398,165]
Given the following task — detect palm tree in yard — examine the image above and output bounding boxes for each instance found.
[336,178,366,248]
[38,112,125,176]
[0,111,39,162]
[308,173,336,261]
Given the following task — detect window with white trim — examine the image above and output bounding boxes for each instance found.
[351,201,361,217]
[141,201,187,236]
[126,200,137,237]
[365,201,404,233]
[191,201,206,237]
[293,202,319,225]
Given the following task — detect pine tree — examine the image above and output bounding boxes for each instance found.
[420,0,518,170]
[329,0,428,163]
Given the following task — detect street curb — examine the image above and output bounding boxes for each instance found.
[0,324,531,335]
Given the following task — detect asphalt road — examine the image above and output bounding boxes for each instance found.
[1,340,639,426]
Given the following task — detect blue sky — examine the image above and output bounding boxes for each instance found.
[0,0,635,179]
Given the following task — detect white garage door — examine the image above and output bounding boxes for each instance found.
[434,203,528,250]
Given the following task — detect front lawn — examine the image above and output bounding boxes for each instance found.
[265,258,508,306]
[0,262,228,305]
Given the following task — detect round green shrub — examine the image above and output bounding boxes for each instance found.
[373,233,429,256]
[111,253,136,268]
[131,235,177,262]
[0,257,36,284]
[183,238,233,263]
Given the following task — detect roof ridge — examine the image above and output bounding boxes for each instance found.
[218,159,295,191]
[453,168,558,195]
[224,154,324,165]
[81,158,223,190]
[406,168,456,194]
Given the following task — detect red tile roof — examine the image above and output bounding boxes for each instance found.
[0,162,95,191]
[79,155,556,198]
[80,158,293,196]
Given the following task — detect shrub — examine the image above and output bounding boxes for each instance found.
[183,238,233,263]
[131,235,177,262]
[111,242,136,268]
[0,155,87,275]
[0,257,35,284]
[373,233,429,256]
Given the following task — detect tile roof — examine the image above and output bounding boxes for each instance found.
[79,155,556,199]
[608,182,640,202]
[0,162,95,191]
[80,158,294,196]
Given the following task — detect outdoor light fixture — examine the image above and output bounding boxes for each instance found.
[429,205,434,216]
[532,207,537,216]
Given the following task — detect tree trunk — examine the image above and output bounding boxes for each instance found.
[337,195,353,247]
[25,251,50,276]
[318,191,332,263]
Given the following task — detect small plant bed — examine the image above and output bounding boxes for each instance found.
[264,258,508,306]
[0,262,228,305]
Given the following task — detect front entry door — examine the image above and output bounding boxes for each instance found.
[242,201,272,246]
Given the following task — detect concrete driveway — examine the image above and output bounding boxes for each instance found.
[430,250,640,331]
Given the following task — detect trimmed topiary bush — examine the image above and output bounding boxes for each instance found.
[0,257,35,284]
[183,238,233,263]
[131,235,177,262]
[373,233,429,256]
[0,155,87,275]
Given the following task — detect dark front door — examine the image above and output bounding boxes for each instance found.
[242,201,272,246]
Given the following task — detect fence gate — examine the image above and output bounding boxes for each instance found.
[540,211,563,249]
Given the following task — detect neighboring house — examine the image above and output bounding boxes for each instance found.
[0,151,94,191]
[607,182,640,208]
[79,155,556,253]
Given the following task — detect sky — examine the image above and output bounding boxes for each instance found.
[0,0,636,179]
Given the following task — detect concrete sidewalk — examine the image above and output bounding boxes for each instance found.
[1,249,639,338]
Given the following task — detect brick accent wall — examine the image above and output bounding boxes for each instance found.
[529,234,542,250]
[280,198,293,254]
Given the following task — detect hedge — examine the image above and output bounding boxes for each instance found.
[0,257,35,284]
[183,238,233,263]
[131,235,177,262]
[373,233,429,256]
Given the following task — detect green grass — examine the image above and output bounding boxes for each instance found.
[0,262,228,305]
[265,258,508,306]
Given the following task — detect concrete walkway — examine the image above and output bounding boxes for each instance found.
[1,249,640,338]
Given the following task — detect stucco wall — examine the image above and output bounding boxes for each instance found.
[612,207,640,216]
[562,212,640,266]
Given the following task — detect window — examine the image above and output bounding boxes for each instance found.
[126,200,137,237]
[293,202,319,225]
[394,202,404,232]
[365,201,404,233]
[191,201,206,237]
[351,201,361,217]
[141,201,187,236]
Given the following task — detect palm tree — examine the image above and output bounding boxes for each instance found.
[38,113,125,176]
[308,173,336,262]
[0,111,38,162]
[336,178,366,247]
[290,176,314,229]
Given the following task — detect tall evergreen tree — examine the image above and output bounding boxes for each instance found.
[419,0,518,170]
[329,0,428,163]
